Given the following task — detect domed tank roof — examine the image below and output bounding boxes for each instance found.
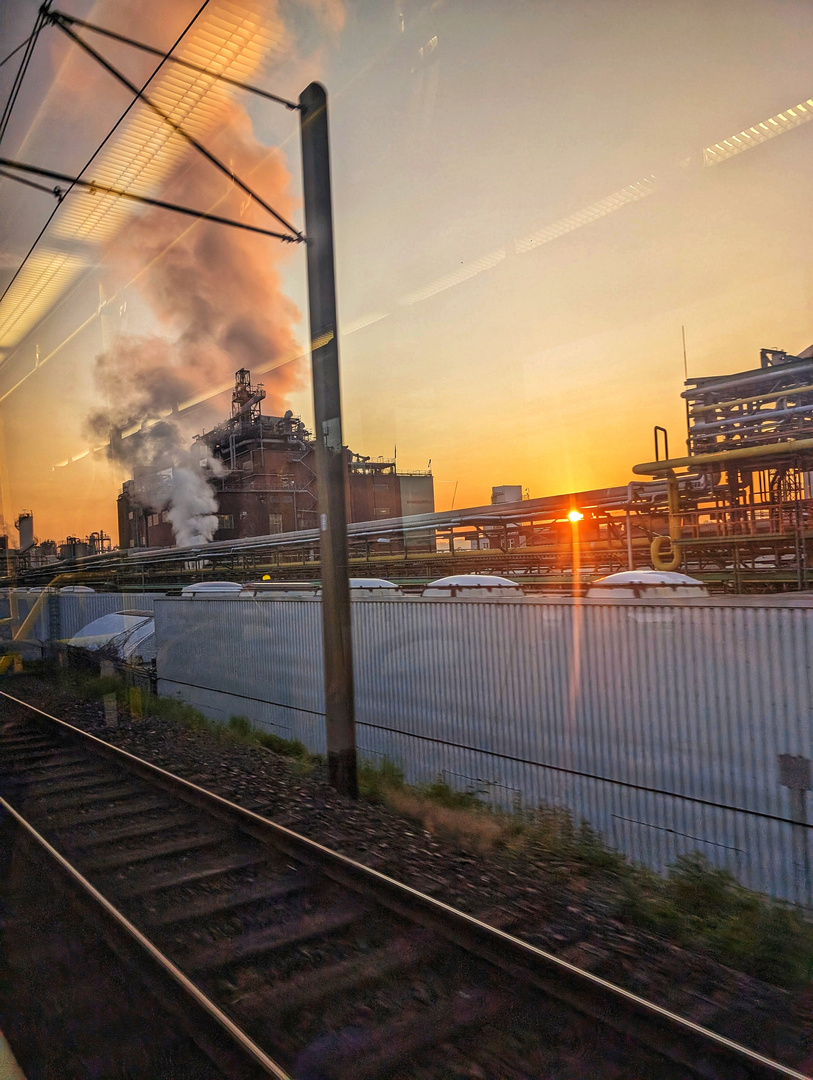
[181,581,242,597]
[587,569,708,598]
[239,581,320,598]
[423,574,524,597]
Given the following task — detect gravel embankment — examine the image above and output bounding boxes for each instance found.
[3,675,812,1073]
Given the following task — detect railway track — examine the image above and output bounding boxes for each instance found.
[0,689,809,1080]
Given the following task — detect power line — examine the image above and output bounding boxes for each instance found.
[0,158,299,241]
[0,168,61,199]
[0,0,213,316]
[0,31,36,69]
[0,4,49,147]
[48,13,305,242]
[50,11,301,110]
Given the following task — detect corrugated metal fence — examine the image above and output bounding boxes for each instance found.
[1,590,164,643]
[153,595,813,906]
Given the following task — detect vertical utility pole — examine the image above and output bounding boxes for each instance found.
[299,82,358,798]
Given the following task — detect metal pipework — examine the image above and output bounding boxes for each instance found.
[681,359,813,398]
[690,401,813,433]
[632,437,813,475]
[654,425,669,462]
[650,471,682,572]
[691,382,813,415]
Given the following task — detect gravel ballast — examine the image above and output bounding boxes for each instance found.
[2,674,812,1074]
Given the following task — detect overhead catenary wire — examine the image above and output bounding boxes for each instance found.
[0,0,213,314]
[0,31,38,69]
[0,4,49,147]
[0,168,62,199]
[0,157,299,241]
[50,11,301,110]
[48,13,305,242]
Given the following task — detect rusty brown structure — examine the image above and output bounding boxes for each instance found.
[117,369,434,551]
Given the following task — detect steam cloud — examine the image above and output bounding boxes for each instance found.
[83,0,336,547]
[85,336,228,546]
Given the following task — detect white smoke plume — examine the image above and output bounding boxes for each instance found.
[85,337,227,546]
[166,464,220,547]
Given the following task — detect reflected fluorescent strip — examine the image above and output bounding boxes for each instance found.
[399,247,507,306]
[0,0,282,350]
[342,311,389,335]
[514,176,656,254]
[703,101,813,165]
[379,175,656,312]
[345,92,812,326]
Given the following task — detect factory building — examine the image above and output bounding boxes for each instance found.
[2,511,111,574]
[118,369,434,549]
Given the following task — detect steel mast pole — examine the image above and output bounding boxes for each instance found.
[299,82,358,797]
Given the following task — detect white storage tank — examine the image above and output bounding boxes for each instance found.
[181,581,243,597]
[586,569,709,599]
[349,578,401,597]
[422,574,524,597]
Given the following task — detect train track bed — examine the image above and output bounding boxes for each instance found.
[1,811,230,1079]
[2,675,811,1079]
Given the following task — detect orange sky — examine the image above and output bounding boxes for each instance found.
[1,0,812,543]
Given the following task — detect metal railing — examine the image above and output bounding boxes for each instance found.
[676,499,813,541]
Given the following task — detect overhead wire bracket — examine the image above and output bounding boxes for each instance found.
[44,10,305,243]
[0,157,299,241]
[0,167,62,200]
[0,0,213,316]
[48,11,302,111]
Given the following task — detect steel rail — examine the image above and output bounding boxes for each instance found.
[0,791,291,1080]
[2,689,809,1080]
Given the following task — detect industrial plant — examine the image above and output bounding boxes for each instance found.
[1,511,112,577]
[633,342,813,586]
[116,369,435,551]
[4,342,813,593]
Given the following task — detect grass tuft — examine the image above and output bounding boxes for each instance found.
[227,714,253,738]
[354,759,813,988]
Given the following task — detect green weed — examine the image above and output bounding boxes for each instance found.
[227,714,254,738]
[357,758,405,802]
[253,728,312,760]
